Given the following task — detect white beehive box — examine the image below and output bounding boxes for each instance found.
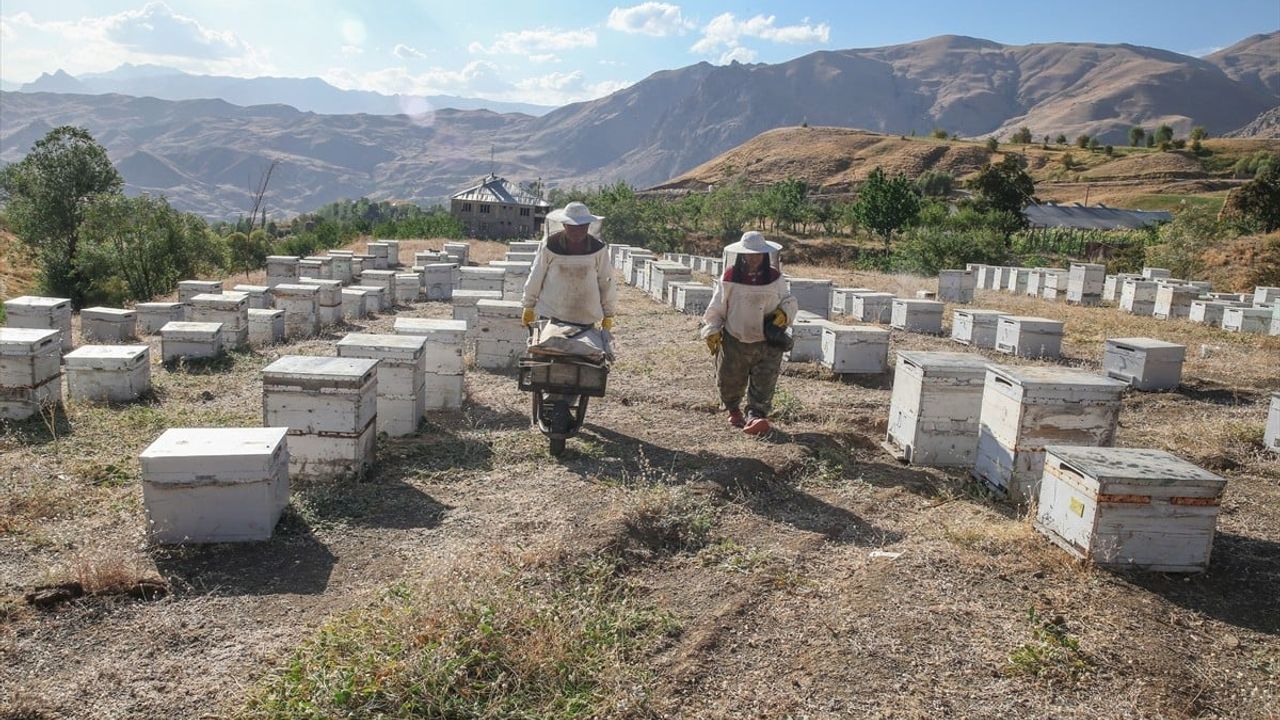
[347,285,385,313]
[443,241,470,265]
[506,251,537,265]
[975,265,999,290]
[232,285,272,310]
[303,255,333,280]
[488,260,532,301]
[915,290,936,300]
[329,254,354,285]
[383,239,402,267]
[265,256,299,287]
[676,284,714,316]
[995,316,1064,359]
[353,255,370,275]
[951,309,1006,348]
[365,242,391,269]
[0,328,63,420]
[1004,268,1031,296]
[81,307,137,343]
[1189,300,1235,326]
[395,318,467,376]
[1103,337,1185,391]
[298,259,323,279]
[820,325,889,374]
[140,427,290,543]
[422,263,457,301]
[188,292,249,351]
[1035,446,1226,572]
[297,278,343,325]
[424,373,465,409]
[3,296,74,352]
[64,344,151,402]
[1066,263,1105,305]
[1039,269,1067,301]
[890,299,943,334]
[1222,306,1271,334]
[135,302,185,335]
[974,365,1126,504]
[1265,392,1280,453]
[262,356,379,479]
[338,333,427,437]
[177,280,221,304]
[248,308,285,346]
[1153,283,1200,320]
[395,272,423,304]
[1102,274,1141,303]
[649,262,692,302]
[885,351,989,466]
[622,253,652,286]
[664,281,691,308]
[474,299,527,370]
[360,270,400,305]
[850,292,895,324]
[993,267,1014,292]
[1120,279,1157,315]
[1026,269,1044,297]
[341,288,369,320]
[415,250,444,265]
[1252,287,1280,305]
[458,266,506,294]
[1142,267,1171,280]
[272,283,321,339]
[452,290,503,335]
[936,269,972,302]
[1272,303,1280,336]
[160,321,224,362]
[787,278,833,319]
[785,314,830,363]
[832,287,875,315]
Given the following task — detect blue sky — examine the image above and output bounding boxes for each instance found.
[2,1,1277,104]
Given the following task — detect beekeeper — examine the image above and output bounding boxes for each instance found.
[701,231,798,435]
[521,201,617,331]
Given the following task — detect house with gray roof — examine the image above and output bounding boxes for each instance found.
[449,174,550,239]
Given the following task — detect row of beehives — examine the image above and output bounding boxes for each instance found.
[963,263,1280,336]
[883,350,1280,572]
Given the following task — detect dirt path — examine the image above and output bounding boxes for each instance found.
[2,247,1278,719]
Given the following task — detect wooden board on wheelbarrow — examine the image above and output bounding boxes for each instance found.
[518,357,609,398]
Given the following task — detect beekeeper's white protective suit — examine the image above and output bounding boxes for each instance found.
[701,232,798,344]
[522,202,617,327]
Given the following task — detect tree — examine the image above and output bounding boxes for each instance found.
[1075,134,1091,149]
[1146,134,1155,148]
[1104,145,1115,157]
[985,136,999,152]
[1221,163,1280,233]
[1055,134,1068,145]
[916,170,955,197]
[1154,124,1174,144]
[1010,127,1033,144]
[1190,126,1207,141]
[228,229,272,278]
[1088,137,1100,151]
[1144,204,1231,279]
[852,167,921,250]
[0,126,123,307]
[1129,127,1146,147]
[968,154,1035,224]
[931,128,949,140]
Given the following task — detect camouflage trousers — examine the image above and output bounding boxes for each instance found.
[717,332,785,417]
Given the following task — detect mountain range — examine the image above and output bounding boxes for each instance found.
[1,31,1276,219]
[13,64,556,117]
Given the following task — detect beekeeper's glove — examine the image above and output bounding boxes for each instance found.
[770,308,788,327]
[705,331,722,356]
[521,307,536,327]
[601,316,615,331]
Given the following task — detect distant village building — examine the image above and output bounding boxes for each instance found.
[1023,203,1172,230]
[449,174,550,239]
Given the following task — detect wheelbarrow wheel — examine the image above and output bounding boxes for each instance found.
[549,437,566,456]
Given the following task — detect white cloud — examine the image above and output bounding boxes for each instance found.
[607,3,694,37]
[322,62,629,106]
[468,27,597,56]
[340,45,363,58]
[528,53,560,63]
[394,43,426,60]
[690,12,829,61]
[0,5,273,80]
[718,46,757,64]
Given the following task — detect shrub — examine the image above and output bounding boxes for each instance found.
[893,225,1010,275]
[985,137,999,152]
[932,128,949,139]
[915,170,955,197]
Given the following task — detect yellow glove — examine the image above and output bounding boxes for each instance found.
[771,308,788,328]
[521,307,536,327]
[705,331,722,355]
[601,316,615,331]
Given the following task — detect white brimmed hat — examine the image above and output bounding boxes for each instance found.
[724,231,782,255]
[547,201,604,226]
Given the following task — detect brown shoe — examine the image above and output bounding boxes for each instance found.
[727,409,745,428]
[743,413,771,436]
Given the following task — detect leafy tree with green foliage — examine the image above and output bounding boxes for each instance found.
[1010,127,1034,144]
[852,167,921,250]
[1055,134,1068,145]
[931,128,949,140]
[1145,204,1232,279]
[1088,137,1100,151]
[76,194,220,305]
[703,178,753,239]
[968,154,1035,225]
[1221,163,1280,233]
[1129,127,1146,147]
[228,229,272,278]
[915,170,955,197]
[894,225,1010,275]
[1075,134,1090,149]
[1190,126,1207,141]
[0,126,123,307]
[1146,134,1155,148]
[985,137,999,152]
[759,177,809,232]
[1154,124,1174,144]
[1104,145,1115,157]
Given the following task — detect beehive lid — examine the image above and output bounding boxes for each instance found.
[141,427,289,483]
[136,302,183,310]
[4,295,70,309]
[894,298,943,308]
[266,255,299,262]
[178,280,221,289]
[424,262,458,270]
[1045,446,1226,492]
[190,293,247,308]
[1070,262,1105,270]
[272,283,320,296]
[395,318,467,335]
[395,273,421,280]
[262,355,379,385]
[248,308,284,319]
[65,344,148,369]
[795,311,825,323]
[1107,337,1185,352]
[857,292,896,299]
[303,255,332,262]
[347,285,384,294]
[233,285,270,293]
[342,288,369,296]
[488,261,531,271]
[0,328,61,354]
[338,333,427,360]
[787,277,832,286]
[298,278,342,287]
[366,242,389,248]
[82,306,135,319]
[460,267,505,276]
[826,324,889,339]
[836,287,875,293]
[161,321,223,337]
[937,270,970,276]
[986,364,1127,393]
[956,309,1007,318]
[476,299,524,314]
[329,250,355,256]
[897,351,988,376]
[453,290,503,301]
[1000,315,1063,330]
